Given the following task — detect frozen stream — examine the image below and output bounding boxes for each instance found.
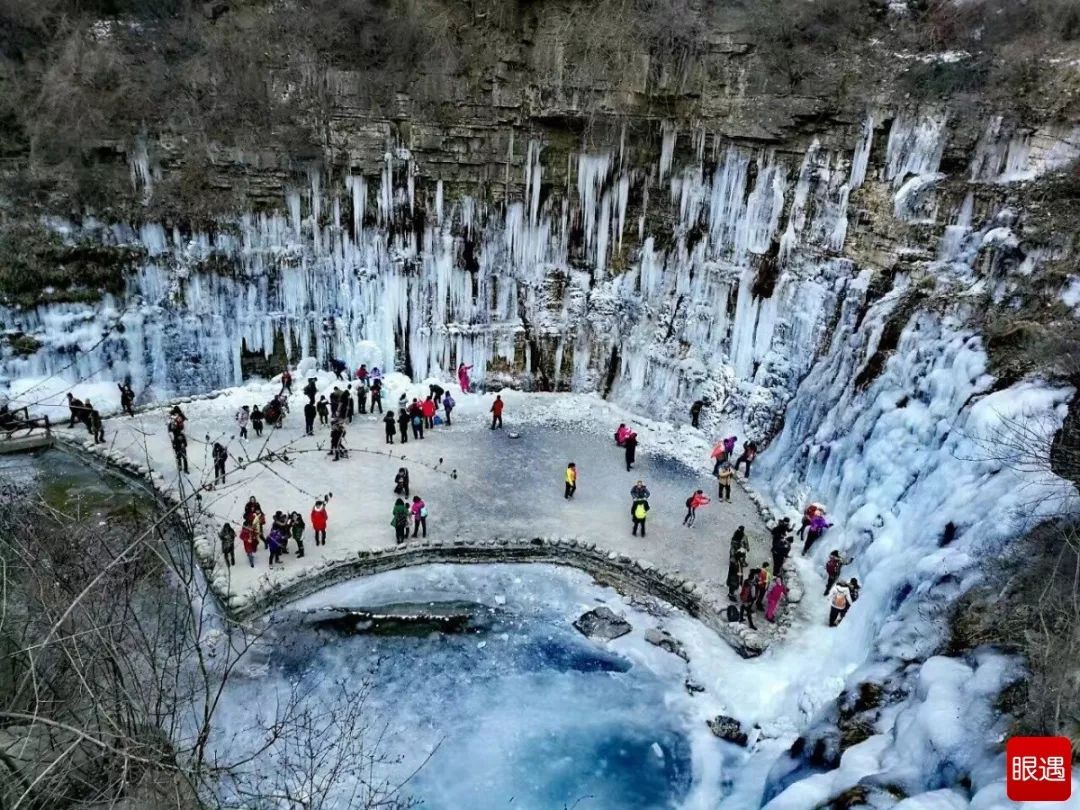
[211,563,746,809]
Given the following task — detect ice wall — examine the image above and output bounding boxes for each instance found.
[0,110,1070,434]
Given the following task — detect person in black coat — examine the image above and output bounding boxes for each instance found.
[303,378,318,405]
[303,401,317,436]
[690,399,704,428]
[212,442,228,484]
[383,410,396,444]
[624,432,638,472]
[397,408,409,443]
[250,406,264,437]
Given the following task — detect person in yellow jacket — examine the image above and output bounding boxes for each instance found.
[564,462,577,499]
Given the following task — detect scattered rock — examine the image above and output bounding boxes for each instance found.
[684,678,705,695]
[573,606,632,640]
[707,714,748,746]
[645,628,690,661]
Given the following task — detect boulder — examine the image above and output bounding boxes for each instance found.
[645,628,689,661]
[684,678,705,695]
[707,714,748,746]
[573,606,632,641]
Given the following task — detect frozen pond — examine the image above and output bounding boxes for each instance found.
[211,563,747,809]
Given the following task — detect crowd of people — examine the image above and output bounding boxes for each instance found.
[61,357,859,629]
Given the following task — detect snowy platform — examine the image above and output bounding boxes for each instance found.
[55,374,783,653]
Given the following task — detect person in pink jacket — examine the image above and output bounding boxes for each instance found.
[457,362,473,393]
[764,576,788,622]
[410,495,428,538]
[682,489,711,527]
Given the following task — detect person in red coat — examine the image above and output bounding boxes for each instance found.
[310,500,328,546]
[490,395,504,430]
[421,395,437,429]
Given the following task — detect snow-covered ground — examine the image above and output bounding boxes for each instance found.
[49,371,780,614]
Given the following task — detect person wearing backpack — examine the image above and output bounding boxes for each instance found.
[828,581,852,627]
[564,462,577,499]
[442,391,455,425]
[411,495,428,538]
[738,577,757,629]
[683,489,711,527]
[824,550,854,595]
[392,498,410,543]
[631,499,649,536]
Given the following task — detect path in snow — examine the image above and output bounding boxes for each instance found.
[55,373,772,614]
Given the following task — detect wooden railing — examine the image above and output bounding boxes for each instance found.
[0,407,52,441]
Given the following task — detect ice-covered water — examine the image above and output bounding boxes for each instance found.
[212,564,743,810]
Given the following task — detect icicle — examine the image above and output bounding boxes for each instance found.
[309,167,322,255]
[849,114,874,189]
[435,180,444,227]
[659,122,677,182]
[885,109,947,187]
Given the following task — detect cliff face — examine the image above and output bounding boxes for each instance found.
[0,1,1078,438]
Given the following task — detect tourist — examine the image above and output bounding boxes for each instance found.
[411,495,428,538]
[847,578,861,615]
[289,511,306,558]
[370,379,383,413]
[457,362,473,393]
[738,576,757,629]
[429,382,445,403]
[631,498,649,536]
[614,423,630,446]
[828,581,852,627]
[212,442,227,484]
[772,532,793,575]
[717,461,734,501]
[303,400,316,435]
[690,399,704,428]
[66,393,88,429]
[119,383,136,416]
[397,408,410,443]
[370,366,383,387]
[683,489,711,527]
[303,377,317,405]
[243,496,262,525]
[734,440,757,478]
[383,410,396,443]
[770,517,794,544]
[442,390,455,425]
[171,431,189,473]
[723,435,737,459]
[219,522,236,567]
[239,521,258,568]
[329,419,346,461]
[824,550,854,595]
[250,508,266,549]
[392,498,409,543]
[88,405,105,444]
[330,357,347,380]
[624,431,638,472]
[168,406,187,434]
[802,512,834,556]
[490,395,504,429]
[236,405,250,438]
[356,364,368,385]
[410,401,424,440]
[267,520,286,567]
[250,405,264,437]
[710,438,727,475]
[317,396,329,425]
[280,367,293,395]
[344,384,354,423]
[422,395,436,429]
[764,576,788,622]
[630,480,650,500]
[356,381,366,414]
[726,558,742,600]
[564,462,577,499]
[729,526,749,568]
[310,500,328,546]
[394,467,410,497]
[754,562,771,609]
